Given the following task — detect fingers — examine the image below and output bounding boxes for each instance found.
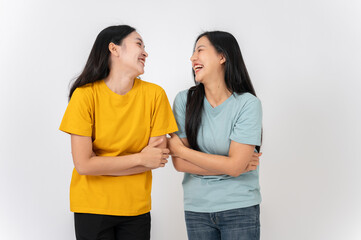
[252,152,262,157]
[146,147,171,169]
[246,158,260,172]
[158,159,168,168]
[245,153,262,172]
[169,133,180,140]
[248,166,257,171]
[249,159,260,166]
[245,163,258,172]
[250,157,260,162]
[250,161,259,167]
[252,152,262,161]
[162,148,170,154]
[148,138,164,147]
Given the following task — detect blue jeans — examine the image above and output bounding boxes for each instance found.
[185,205,260,240]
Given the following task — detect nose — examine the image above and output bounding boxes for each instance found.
[190,51,197,62]
[142,50,148,58]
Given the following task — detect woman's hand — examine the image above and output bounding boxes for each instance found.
[243,152,262,172]
[168,133,186,157]
[140,138,170,169]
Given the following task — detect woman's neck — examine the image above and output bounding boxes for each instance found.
[104,69,136,95]
[203,77,231,108]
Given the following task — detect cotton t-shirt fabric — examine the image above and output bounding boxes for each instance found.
[173,90,262,212]
[59,78,178,216]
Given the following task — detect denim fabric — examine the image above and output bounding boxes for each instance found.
[185,205,260,240]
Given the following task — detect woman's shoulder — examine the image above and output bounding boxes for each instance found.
[233,92,261,104]
[137,78,165,93]
[232,92,262,116]
[174,89,189,104]
[176,89,189,98]
[72,81,98,99]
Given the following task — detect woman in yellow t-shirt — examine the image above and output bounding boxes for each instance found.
[59,25,178,240]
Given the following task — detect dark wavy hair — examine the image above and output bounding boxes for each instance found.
[185,31,261,152]
[68,25,136,100]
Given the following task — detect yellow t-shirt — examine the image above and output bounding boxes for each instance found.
[59,78,178,216]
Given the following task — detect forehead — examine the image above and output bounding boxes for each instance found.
[195,36,211,47]
[124,31,143,42]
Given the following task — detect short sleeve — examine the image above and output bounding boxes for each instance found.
[173,91,187,138]
[59,88,94,137]
[230,98,262,146]
[150,89,178,137]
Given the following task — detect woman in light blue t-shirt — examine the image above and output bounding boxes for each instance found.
[168,31,263,240]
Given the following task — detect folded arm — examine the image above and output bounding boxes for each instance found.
[71,134,169,176]
[169,134,259,177]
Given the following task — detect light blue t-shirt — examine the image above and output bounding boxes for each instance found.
[173,89,262,212]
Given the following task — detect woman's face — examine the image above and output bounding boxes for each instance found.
[190,36,225,83]
[115,31,148,76]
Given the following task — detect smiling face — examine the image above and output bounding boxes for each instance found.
[111,31,148,76]
[190,36,225,84]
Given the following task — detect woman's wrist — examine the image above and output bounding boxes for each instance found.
[136,153,145,167]
[178,145,188,159]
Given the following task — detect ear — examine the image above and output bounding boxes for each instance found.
[219,54,226,64]
[108,42,119,57]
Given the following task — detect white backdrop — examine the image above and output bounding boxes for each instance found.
[1,0,361,239]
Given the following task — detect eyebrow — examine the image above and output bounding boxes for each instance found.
[136,38,145,48]
[195,45,206,50]
[136,38,143,43]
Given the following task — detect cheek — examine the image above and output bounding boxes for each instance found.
[207,57,222,71]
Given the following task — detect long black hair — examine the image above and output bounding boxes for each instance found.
[68,25,136,100]
[185,31,261,152]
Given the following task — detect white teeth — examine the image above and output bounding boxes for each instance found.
[194,65,203,71]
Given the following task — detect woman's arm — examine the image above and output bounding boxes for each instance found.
[170,137,223,175]
[172,155,260,175]
[109,135,169,176]
[172,156,223,175]
[71,134,169,176]
[169,134,259,177]
[149,135,167,149]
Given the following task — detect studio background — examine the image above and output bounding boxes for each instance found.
[1,0,360,239]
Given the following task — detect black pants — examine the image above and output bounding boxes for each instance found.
[74,212,151,240]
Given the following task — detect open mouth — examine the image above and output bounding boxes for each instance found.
[193,64,203,74]
[139,58,146,66]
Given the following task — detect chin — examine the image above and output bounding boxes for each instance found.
[135,68,144,76]
[195,76,203,83]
